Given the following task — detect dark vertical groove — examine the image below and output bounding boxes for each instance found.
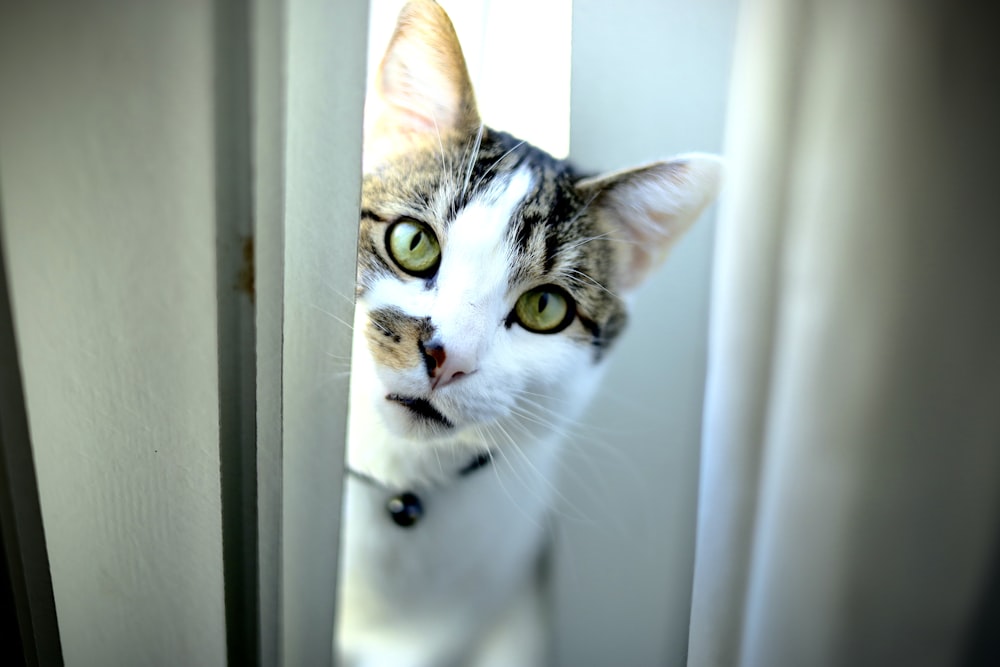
[961,520,1000,666]
[213,1,260,665]
[0,531,28,667]
[0,191,64,666]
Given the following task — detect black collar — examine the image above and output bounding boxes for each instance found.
[346,451,493,528]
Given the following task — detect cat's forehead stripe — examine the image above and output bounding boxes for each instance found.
[454,166,536,234]
[437,165,535,300]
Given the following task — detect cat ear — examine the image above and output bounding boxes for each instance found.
[576,154,723,291]
[366,1,480,168]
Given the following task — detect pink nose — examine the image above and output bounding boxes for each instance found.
[422,341,476,389]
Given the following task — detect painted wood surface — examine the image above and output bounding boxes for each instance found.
[277,0,367,665]
[0,1,228,664]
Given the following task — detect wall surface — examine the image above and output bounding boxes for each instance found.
[0,1,228,666]
[556,1,738,665]
[366,0,572,158]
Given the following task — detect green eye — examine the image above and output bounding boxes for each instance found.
[514,286,575,333]
[387,219,441,276]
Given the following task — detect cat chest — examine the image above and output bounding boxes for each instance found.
[337,462,551,617]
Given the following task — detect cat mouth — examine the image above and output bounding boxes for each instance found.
[386,394,454,429]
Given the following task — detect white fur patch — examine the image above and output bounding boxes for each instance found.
[429,167,535,360]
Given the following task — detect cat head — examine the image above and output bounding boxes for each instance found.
[353,1,720,458]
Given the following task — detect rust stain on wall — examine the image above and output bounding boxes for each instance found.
[237,235,254,304]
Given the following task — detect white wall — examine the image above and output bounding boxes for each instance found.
[555,1,738,665]
[0,1,227,664]
[366,0,572,157]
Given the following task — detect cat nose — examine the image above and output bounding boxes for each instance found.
[421,340,476,389]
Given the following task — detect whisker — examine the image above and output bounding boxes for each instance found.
[505,404,586,444]
[485,426,536,495]
[461,124,485,201]
[309,302,355,331]
[430,112,448,175]
[473,139,526,192]
[432,445,444,477]
[508,387,624,431]
[473,425,543,529]
[563,267,621,300]
[560,190,600,231]
[367,319,391,337]
[491,420,590,522]
[507,392,649,487]
[561,231,614,252]
[318,278,358,307]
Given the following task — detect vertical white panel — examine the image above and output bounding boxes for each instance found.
[556,1,738,665]
[0,1,227,665]
[252,0,286,664]
[280,0,368,665]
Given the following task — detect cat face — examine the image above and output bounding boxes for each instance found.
[357,127,628,440]
[353,0,720,449]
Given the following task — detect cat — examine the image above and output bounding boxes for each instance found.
[336,2,722,665]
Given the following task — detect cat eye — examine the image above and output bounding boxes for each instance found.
[513,285,575,334]
[386,219,441,277]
